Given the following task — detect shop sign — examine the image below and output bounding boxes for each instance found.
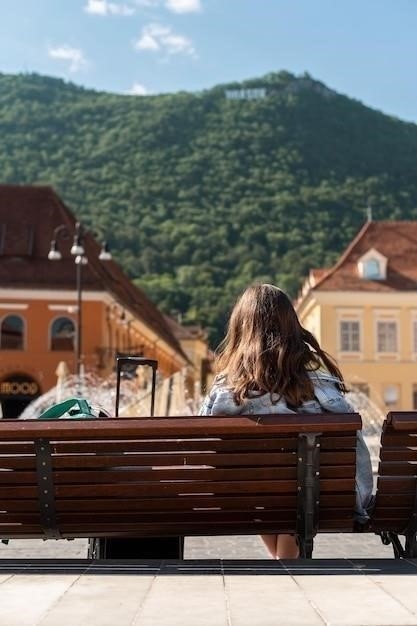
[0,378,39,396]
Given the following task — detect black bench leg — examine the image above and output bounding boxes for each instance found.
[87,537,102,559]
[405,531,417,558]
[378,531,405,559]
[297,535,313,559]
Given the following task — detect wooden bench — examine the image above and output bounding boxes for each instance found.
[369,411,417,558]
[0,413,361,559]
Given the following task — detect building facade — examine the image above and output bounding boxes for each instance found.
[0,185,190,417]
[165,316,214,405]
[296,220,417,412]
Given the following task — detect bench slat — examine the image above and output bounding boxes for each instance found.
[0,477,355,500]
[378,462,417,476]
[0,519,356,539]
[380,449,417,462]
[0,464,356,485]
[0,457,36,469]
[0,414,362,440]
[1,505,354,524]
[1,493,354,514]
[29,435,355,454]
[387,412,417,432]
[0,450,355,470]
[0,442,35,454]
[373,476,416,493]
[379,434,417,447]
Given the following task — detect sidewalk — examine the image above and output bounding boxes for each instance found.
[1,535,415,626]
[1,557,417,626]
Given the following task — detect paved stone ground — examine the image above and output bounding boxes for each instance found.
[0,532,394,560]
[1,558,417,626]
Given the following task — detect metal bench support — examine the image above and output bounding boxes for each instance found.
[296,432,321,558]
[34,438,60,539]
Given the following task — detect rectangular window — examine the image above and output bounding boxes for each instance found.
[340,320,360,351]
[413,384,417,410]
[377,321,397,352]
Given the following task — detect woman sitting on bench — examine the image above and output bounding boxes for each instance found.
[199,283,373,559]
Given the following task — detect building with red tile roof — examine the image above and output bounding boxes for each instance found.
[296,220,417,411]
[0,185,189,417]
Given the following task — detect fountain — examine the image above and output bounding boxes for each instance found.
[19,367,196,419]
[346,389,385,472]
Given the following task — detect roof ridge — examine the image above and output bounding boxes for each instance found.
[313,220,372,289]
[300,219,417,296]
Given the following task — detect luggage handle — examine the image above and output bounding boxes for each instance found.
[115,356,158,417]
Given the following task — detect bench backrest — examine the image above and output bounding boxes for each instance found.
[0,413,361,545]
[372,412,417,534]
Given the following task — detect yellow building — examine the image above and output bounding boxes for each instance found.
[165,317,213,404]
[296,220,417,412]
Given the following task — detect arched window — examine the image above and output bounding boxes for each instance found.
[0,315,24,350]
[50,317,75,351]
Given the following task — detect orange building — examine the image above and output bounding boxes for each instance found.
[0,185,189,417]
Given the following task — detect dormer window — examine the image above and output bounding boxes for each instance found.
[358,248,387,281]
[363,258,381,279]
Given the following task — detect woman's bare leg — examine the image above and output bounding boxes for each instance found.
[261,534,299,559]
[276,534,299,559]
[261,534,277,557]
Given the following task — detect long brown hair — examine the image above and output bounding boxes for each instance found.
[215,283,346,407]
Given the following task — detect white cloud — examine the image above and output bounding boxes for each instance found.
[84,0,135,16]
[133,0,159,6]
[134,23,196,57]
[165,0,201,13]
[48,45,87,72]
[128,82,150,95]
[133,0,202,12]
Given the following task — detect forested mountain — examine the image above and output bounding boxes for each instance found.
[1,70,417,344]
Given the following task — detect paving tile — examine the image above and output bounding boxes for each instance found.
[225,575,325,626]
[0,539,88,560]
[0,574,12,596]
[294,574,417,625]
[38,574,155,626]
[370,575,417,615]
[133,575,228,626]
[0,574,12,584]
[0,573,78,626]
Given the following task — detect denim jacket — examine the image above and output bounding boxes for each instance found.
[199,370,373,523]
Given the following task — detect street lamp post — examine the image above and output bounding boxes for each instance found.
[48,222,112,377]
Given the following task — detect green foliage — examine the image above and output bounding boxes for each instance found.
[1,71,417,346]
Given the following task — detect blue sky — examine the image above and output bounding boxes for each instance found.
[1,0,417,122]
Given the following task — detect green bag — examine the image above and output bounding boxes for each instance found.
[39,397,99,420]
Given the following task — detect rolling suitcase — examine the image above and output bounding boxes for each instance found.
[88,355,184,559]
